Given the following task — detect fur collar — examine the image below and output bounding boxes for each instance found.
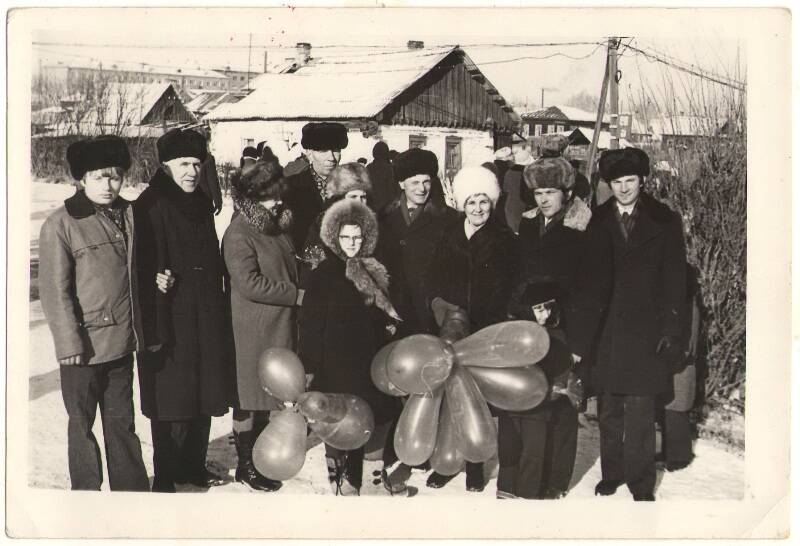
[520,196,592,232]
[65,189,129,219]
[345,257,400,321]
[231,188,292,236]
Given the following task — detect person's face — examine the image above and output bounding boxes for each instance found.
[610,174,641,206]
[164,157,202,193]
[308,149,341,178]
[534,188,569,218]
[532,301,554,326]
[400,174,432,206]
[344,189,368,205]
[464,194,492,228]
[338,224,363,258]
[82,167,123,205]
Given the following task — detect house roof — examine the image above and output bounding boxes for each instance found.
[206,46,519,123]
[522,104,609,124]
[568,127,631,149]
[43,58,227,80]
[186,90,241,114]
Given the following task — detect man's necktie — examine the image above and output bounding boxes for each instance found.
[621,211,632,239]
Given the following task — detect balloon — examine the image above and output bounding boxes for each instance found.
[444,364,497,463]
[253,409,307,480]
[453,321,550,369]
[469,364,549,412]
[439,308,470,344]
[257,348,306,402]
[394,389,444,466]
[370,342,407,397]
[386,334,454,396]
[309,394,375,450]
[297,391,347,423]
[429,396,465,476]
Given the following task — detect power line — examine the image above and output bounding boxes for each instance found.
[626,44,745,91]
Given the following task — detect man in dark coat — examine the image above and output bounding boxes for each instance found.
[367,141,397,214]
[283,122,348,250]
[135,128,233,492]
[589,147,687,501]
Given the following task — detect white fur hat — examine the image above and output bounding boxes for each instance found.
[452,166,501,212]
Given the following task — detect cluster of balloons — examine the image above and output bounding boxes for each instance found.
[253,349,375,480]
[371,321,555,474]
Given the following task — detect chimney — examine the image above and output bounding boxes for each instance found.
[407,40,424,50]
[295,42,311,67]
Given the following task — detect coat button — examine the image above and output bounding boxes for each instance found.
[399,240,406,247]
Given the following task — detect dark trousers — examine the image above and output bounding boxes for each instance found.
[497,399,578,499]
[59,354,149,491]
[325,444,365,488]
[150,416,212,487]
[598,391,656,496]
[660,409,693,463]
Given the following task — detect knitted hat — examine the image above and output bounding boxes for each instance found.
[326,162,372,199]
[66,135,131,180]
[514,148,534,166]
[521,278,561,306]
[301,122,349,151]
[157,128,207,163]
[393,148,439,183]
[451,166,501,212]
[523,156,576,192]
[598,147,650,181]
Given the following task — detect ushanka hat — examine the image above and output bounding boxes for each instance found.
[598,147,650,181]
[326,162,372,199]
[233,156,286,202]
[523,156,576,192]
[393,148,439,183]
[66,135,131,180]
[157,128,207,163]
[540,133,570,158]
[451,166,500,212]
[301,122,349,151]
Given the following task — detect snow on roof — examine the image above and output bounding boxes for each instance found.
[522,104,610,124]
[207,46,465,121]
[43,58,227,80]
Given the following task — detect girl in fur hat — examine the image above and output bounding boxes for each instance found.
[425,166,519,492]
[298,199,402,495]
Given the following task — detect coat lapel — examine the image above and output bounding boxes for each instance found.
[624,201,664,253]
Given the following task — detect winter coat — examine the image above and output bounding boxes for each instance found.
[377,197,457,336]
[426,216,518,332]
[501,165,527,234]
[222,194,300,411]
[39,190,143,364]
[590,192,687,396]
[284,164,325,251]
[298,252,399,425]
[367,159,397,214]
[664,264,701,412]
[134,168,234,420]
[198,154,223,215]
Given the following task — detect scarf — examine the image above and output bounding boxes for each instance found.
[149,168,212,223]
[344,256,401,322]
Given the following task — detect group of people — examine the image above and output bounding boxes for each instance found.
[39,120,697,502]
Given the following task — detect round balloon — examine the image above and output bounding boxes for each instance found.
[386,334,454,396]
[370,342,407,397]
[394,389,444,466]
[453,321,550,369]
[257,348,306,402]
[444,364,497,463]
[297,391,347,423]
[309,394,375,451]
[469,364,549,412]
[253,409,307,480]
[429,396,465,476]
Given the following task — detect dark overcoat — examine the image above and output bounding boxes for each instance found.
[134,168,234,420]
[590,192,687,396]
[298,252,399,425]
[284,165,324,251]
[377,198,457,336]
[366,158,397,214]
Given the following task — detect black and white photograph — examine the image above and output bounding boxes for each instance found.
[6,4,791,539]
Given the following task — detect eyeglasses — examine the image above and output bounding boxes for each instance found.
[338,235,363,244]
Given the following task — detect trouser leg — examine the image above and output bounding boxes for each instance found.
[496,415,522,496]
[59,364,103,490]
[183,416,212,476]
[623,395,656,497]
[598,391,625,483]
[150,420,183,489]
[663,409,693,464]
[381,415,400,468]
[513,418,548,499]
[543,400,579,497]
[97,355,149,491]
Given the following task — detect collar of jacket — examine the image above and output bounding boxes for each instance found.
[64,189,130,219]
[384,195,449,219]
[231,188,288,236]
[597,191,675,225]
[521,196,592,232]
[148,168,212,221]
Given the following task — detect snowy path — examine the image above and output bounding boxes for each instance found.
[27,182,744,500]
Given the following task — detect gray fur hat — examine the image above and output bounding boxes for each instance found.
[320,199,379,260]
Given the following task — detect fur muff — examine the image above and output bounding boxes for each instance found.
[319,199,379,260]
[325,162,373,199]
[451,166,500,211]
[523,156,576,192]
[231,188,293,236]
[521,196,592,232]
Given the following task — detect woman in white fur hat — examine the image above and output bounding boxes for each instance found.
[424,166,519,492]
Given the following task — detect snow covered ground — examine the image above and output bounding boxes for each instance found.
[27,182,744,500]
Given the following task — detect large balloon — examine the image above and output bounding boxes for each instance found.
[386,334,454,396]
[429,396,465,476]
[253,409,307,480]
[309,394,375,450]
[444,364,497,463]
[394,389,444,466]
[453,321,550,369]
[297,391,347,423]
[370,342,407,397]
[469,364,549,412]
[257,348,306,402]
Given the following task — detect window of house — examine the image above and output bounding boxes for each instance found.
[445,136,462,174]
[409,135,427,149]
[243,138,254,148]
[548,124,556,134]
[556,124,564,132]
[534,124,542,136]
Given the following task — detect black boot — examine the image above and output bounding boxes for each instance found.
[594,479,623,496]
[465,462,485,492]
[234,430,282,492]
[426,471,456,489]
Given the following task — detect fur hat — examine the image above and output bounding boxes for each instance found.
[326,162,372,199]
[523,156,576,192]
[393,148,439,183]
[157,128,207,163]
[493,146,513,162]
[241,146,258,160]
[232,157,286,202]
[66,135,131,180]
[256,140,268,157]
[320,199,379,260]
[514,148,534,166]
[598,147,650,181]
[540,134,570,158]
[521,278,560,306]
[372,141,390,160]
[451,166,501,212]
[301,122,349,151]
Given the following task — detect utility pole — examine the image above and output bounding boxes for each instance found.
[264,50,268,73]
[541,88,544,108]
[608,37,621,150]
[584,37,614,182]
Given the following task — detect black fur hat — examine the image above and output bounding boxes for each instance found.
[66,135,131,180]
[598,147,650,181]
[301,122,349,151]
[393,147,439,183]
[157,128,207,163]
[232,157,286,202]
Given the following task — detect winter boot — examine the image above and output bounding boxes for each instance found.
[234,430,282,492]
[465,462,485,492]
